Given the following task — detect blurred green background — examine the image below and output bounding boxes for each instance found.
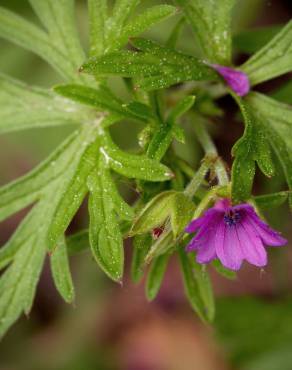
[0,1,292,369]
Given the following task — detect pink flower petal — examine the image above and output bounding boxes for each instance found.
[185,208,221,233]
[185,235,200,251]
[238,221,267,267]
[215,222,243,270]
[187,232,216,261]
[196,239,216,264]
[214,199,231,211]
[185,215,206,233]
[244,209,287,247]
[193,212,222,242]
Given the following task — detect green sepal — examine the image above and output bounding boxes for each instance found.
[170,193,196,238]
[129,191,176,236]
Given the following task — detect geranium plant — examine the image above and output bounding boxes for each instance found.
[0,0,291,336]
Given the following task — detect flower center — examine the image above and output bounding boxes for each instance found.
[223,210,241,227]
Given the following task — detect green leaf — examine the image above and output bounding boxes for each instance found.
[50,237,75,303]
[28,0,85,68]
[0,6,77,81]
[47,133,100,251]
[146,124,175,160]
[0,121,101,336]
[55,84,125,117]
[106,0,140,43]
[88,0,107,57]
[246,93,292,207]
[0,74,88,134]
[102,131,173,181]
[88,166,124,282]
[0,230,46,338]
[253,192,289,210]
[192,263,215,321]
[146,96,194,161]
[241,21,292,85]
[231,97,274,203]
[101,168,134,221]
[54,84,152,122]
[145,254,169,301]
[111,5,177,50]
[0,131,81,222]
[131,233,152,283]
[0,207,40,270]
[167,96,196,124]
[0,130,89,273]
[81,38,216,91]
[124,101,155,122]
[178,248,210,322]
[170,193,196,238]
[174,0,235,64]
[130,191,176,236]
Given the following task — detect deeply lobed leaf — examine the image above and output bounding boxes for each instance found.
[174,0,235,65]
[241,21,292,85]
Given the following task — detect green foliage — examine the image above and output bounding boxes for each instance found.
[253,191,289,210]
[0,74,89,134]
[81,38,217,91]
[231,96,274,204]
[88,167,124,282]
[247,93,292,207]
[170,192,196,237]
[241,21,292,85]
[50,237,75,303]
[179,248,214,322]
[130,190,176,235]
[55,84,154,122]
[88,1,176,56]
[174,0,235,64]
[0,0,291,338]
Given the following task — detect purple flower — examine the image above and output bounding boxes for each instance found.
[211,64,250,97]
[185,199,287,270]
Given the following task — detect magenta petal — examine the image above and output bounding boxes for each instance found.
[212,64,250,97]
[185,235,200,251]
[192,212,222,243]
[233,203,254,213]
[215,222,243,270]
[244,210,287,247]
[238,222,267,267]
[185,209,221,233]
[185,215,206,233]
[214,199,231,211]
[196,239,216,264]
